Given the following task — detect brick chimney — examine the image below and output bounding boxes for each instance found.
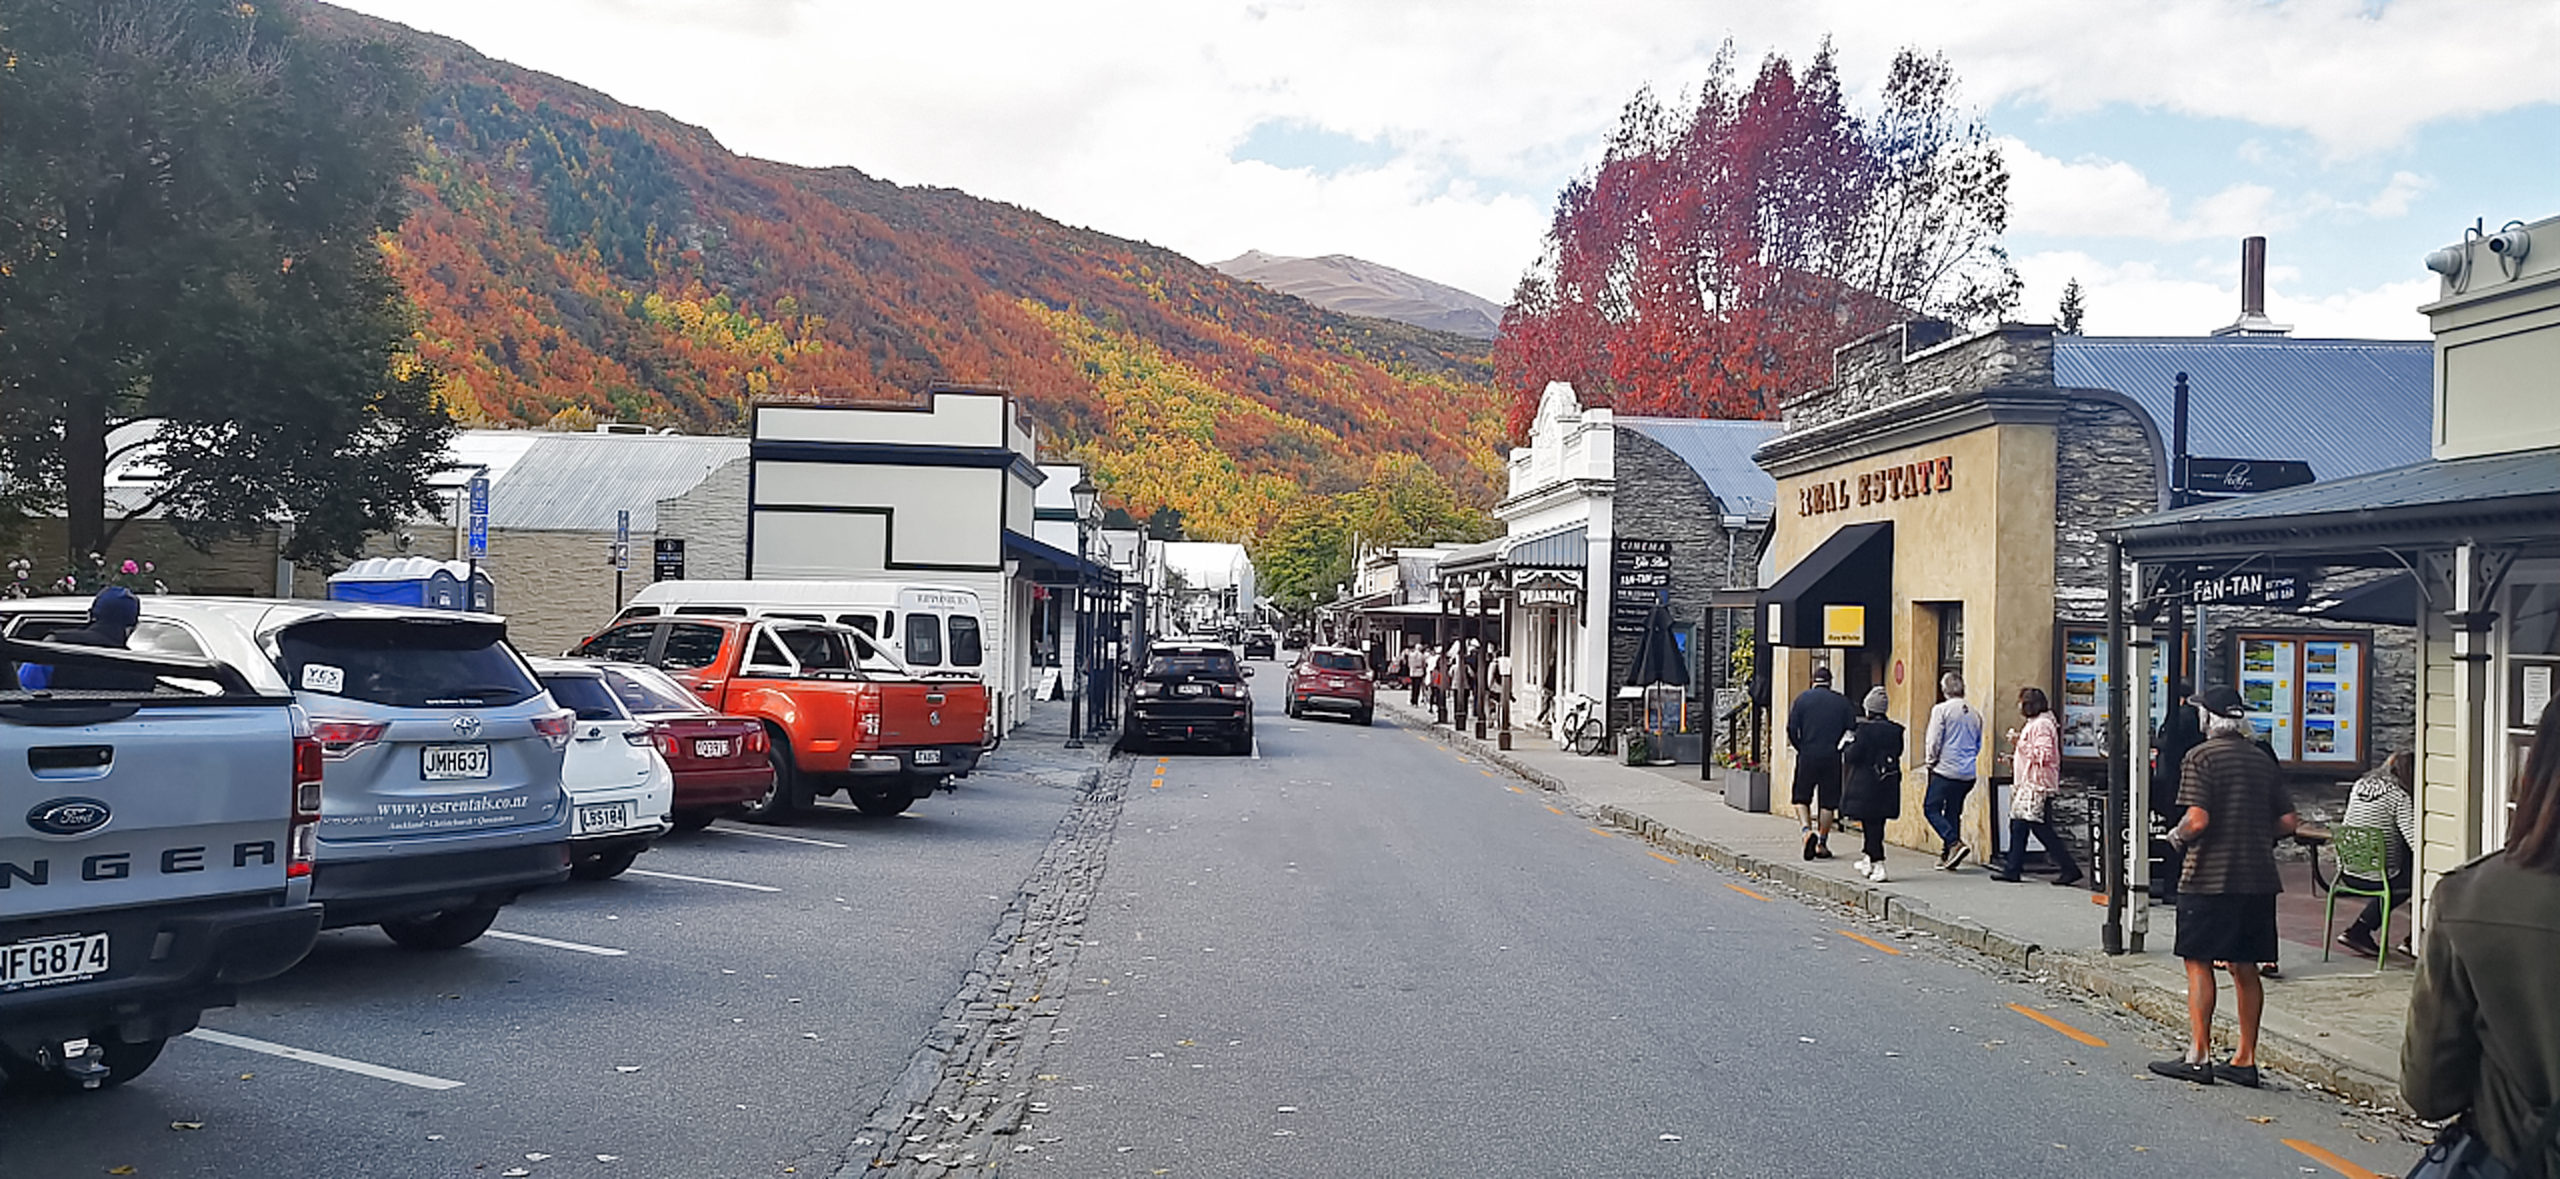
[2211,235,2293,337]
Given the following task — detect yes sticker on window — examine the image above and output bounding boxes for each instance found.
[301,664,346,693]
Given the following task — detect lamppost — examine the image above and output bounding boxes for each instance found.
[1065,475,1100,749]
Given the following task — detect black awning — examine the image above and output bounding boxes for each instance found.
[1760,521,1892,650]
[2301,573,2418,627]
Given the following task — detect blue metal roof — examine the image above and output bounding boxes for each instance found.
[1616,417,1785,519]
[2053,337,2434,482]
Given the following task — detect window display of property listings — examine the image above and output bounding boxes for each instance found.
[2233,631,2369,767]
[2055,627,2172,761]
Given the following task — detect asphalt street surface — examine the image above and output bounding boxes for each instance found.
[2,659,2419,1178]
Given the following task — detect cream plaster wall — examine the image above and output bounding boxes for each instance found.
[1767,420,2058,855]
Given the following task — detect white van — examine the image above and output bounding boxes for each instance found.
[614,580,985,677]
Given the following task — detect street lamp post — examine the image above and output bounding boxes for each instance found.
[1065,476,1100,750]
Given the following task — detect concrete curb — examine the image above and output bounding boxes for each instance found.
[1390,705,2405,1111]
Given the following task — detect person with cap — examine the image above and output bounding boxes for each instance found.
[1784,664,1858,861]
[1839,686,1906,883]
[16,586,150,692]
[1921,672,1986,870]
[2150,684,2299,1088]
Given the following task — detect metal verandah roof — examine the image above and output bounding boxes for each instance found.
[1501,525,1587,570]
[2104,448,2560,562]
[1615,417,1784,520]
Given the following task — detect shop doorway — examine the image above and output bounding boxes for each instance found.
[1933,602,1967,701]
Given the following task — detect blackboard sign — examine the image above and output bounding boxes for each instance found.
[652,538,685,582]
[1611,539,1672,633]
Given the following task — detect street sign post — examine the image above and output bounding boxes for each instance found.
[466,474,489,565]
[2183,457,2316,496]
[612,509,630,603]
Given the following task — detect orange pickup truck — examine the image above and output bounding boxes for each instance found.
[570,616,987,821]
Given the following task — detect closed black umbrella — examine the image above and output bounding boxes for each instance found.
[1626,602,1690,689]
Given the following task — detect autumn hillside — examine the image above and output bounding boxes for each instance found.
[297,2,1506,542]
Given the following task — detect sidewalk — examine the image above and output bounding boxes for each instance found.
[1382,693,2413,1111]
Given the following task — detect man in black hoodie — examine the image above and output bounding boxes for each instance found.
[1786,665,1858,861]
[16,587,152,692]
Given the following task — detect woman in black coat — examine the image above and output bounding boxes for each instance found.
[1840,687,1907,884]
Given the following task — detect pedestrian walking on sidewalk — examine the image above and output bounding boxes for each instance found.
[1840,687,1906,884]
[1922,673,1986,870]
[1992,687,2082,886]
[1429,645,1453,724]
[1785,665,1857,861]
[2334,751,2416,959]
[2403,698,2560,1177]
[2150,685,2298,1089]
[1406,644,1429,706]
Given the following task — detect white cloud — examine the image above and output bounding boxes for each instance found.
[2017,250,2429,338]
[2001,139,2287,242]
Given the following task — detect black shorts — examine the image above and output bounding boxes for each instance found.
[2174,892,2279,964]
[1791,756,1844,810]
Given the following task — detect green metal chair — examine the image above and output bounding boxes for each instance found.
[2321,824,2397,973]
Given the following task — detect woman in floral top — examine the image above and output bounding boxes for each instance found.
[1994,686,2083,886]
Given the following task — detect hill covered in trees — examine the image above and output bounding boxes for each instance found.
[299,2,1505,542]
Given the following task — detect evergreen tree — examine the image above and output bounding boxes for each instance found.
[2057,278,2088,335]
[0,0,453,563]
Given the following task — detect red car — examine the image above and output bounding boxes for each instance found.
[592,661,774,830]
[1286,646,1376,726]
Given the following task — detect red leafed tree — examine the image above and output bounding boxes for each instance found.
[1496,43,2015,435]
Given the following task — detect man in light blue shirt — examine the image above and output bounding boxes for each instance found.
[1922,672,1985,870]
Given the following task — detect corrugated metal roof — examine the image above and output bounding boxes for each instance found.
[1616,417,1785,519]
[1501,524,1587,570]
[2054,337,2434,481]
[2111,447,2560,534]
[480,431,747,532]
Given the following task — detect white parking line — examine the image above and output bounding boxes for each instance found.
[1251,737,1262,760]
[485,930,629,956]
[186,1028,464,1091]
[626,867,781,893]
[706,825,849,849]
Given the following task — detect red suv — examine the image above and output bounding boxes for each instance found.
[1286,646,1375,726]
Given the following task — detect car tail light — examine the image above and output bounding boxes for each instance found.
[308,720,388,760]
[626,725,660,748]
[861,710,882,738]
[531,711,575,750]
[1134,682,1161,698]
[1217,683,1247,699]
[743,727,769,754]
[288,710,325,880]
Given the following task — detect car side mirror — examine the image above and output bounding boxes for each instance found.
[1242,666,1255,677]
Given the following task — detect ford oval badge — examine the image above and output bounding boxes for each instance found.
[28,797,111,836]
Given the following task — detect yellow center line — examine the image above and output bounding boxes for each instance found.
[2283,1140,2382,1179]
[1479,769,1497,777]
[1544,805,1565,816]
[1586,827,1615,839]
[1724,883,1772,902]
[2006,1003,2108,1048]
[1505,786,1523,794]
[1647,851,1680,866]
[1150,778,1163,790]
[1834,929,1904,956]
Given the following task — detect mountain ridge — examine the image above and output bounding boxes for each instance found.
[296,1,1505,541]
[1214,249,1504,339]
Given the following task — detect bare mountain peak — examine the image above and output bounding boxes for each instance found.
[1213,250,1502,340]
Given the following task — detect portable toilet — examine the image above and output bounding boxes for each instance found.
[327,557,494,612]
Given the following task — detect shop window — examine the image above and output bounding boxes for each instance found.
[2512,584,2560,659]
[1933,602,1965,701]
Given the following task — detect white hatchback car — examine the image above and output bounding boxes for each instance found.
[530,659,674,880]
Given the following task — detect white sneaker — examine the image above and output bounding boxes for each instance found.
[1869,863,1888,884]
[1854,856,1874,879]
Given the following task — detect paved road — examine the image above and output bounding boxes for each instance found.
[0,753,1093,1179]
[996,661,2414,1179]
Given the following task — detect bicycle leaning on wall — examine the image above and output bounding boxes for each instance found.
[1557,692,1611,758]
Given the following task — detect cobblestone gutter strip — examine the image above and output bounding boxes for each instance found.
[1399,714,2406,1112]
[835,758,1134,1179]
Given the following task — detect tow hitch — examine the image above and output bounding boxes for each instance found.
[42,1038,112,1089]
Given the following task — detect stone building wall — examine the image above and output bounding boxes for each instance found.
[1778,322,2055,436]
[2052,399,2162,622]
[653,457,750,581]
[1606,431,1739,737]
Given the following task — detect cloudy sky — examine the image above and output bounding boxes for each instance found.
[337,0,2560,339]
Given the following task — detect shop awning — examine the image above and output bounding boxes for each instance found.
[1760,521,1893,650]
[1504,524,1588,570]
[1003,529,1114,585]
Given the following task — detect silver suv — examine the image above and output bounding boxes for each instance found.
[4,599,574,950]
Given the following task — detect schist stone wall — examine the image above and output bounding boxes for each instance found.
[2053,398,2163,622]
[1778,321,2055,436]
[1607,430,1744,735]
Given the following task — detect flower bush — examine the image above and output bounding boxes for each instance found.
[3,553,167,599]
